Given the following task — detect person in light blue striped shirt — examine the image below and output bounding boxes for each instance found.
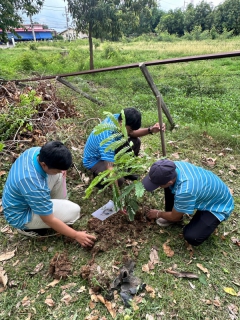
[142,159,234,246]
[83,107,162,187]
[2,141,96,247]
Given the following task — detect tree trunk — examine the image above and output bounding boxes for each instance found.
[89,24,94,70]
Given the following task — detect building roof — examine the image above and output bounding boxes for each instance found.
[0,25,53,33]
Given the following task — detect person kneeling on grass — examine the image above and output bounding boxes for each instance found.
[142,159,234,246]
[83,107,164,187]
[2,141,96,247]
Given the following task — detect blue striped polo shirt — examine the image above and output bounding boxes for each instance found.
[170,161,234,221]
[2,147,53,229]
[83,114,120,169]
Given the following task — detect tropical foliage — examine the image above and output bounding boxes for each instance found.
[84,111,146,221]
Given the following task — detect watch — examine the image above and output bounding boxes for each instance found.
[148,127,153,134]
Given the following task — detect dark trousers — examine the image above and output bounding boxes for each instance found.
[164,187,221,246]
[90,137,141,187]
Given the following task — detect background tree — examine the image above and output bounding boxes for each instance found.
[67,0,121,70]
[136,6,164,35]
[67,0,156,69]
[0,0,43,42]
[194,1,213,31]
[214,0,240,35]
[184,3,197,33]
[156,8,184,36]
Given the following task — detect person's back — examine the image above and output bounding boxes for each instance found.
[3,147,51,229]
[142,158,234,246]
[2,141,96,247]
[173,161,234,221]
[83,114,119,169]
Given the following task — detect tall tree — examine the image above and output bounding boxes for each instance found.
[67,0,156,69]
[194,1,213,31]
[214,0,240,35]
[67,0,121,69]
[184,3,196,33]
[0,0,43,42]
[156,8,184,36]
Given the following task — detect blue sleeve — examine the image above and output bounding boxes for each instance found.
[174,193,196,215]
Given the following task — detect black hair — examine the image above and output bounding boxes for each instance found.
[39,141,72,170]
[118,107,141,130]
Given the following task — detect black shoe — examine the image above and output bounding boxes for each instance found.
[124,174,139,181]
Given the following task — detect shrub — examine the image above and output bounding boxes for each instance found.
[19,53,34,71]
[102,44,120,59]
[29,43,38,50]
[0,90,41,140]
[191,26,202,40]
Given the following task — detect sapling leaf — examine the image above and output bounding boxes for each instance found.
[104,137,126,152]
[120,109,128,140]
[102,111,120,127]
[100,132,122,148]
[84,170,110,199]
[128,199,139,212]
[135,181,145,198]
[127,206,135,221]
[93,123,116,135]
[114,145,134,160]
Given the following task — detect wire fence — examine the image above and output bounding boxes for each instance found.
[1,51,239,144]
[54,58,240,132]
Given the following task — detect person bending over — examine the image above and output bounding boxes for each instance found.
[142,159,234,246]
[83,107,163,186]
[2,141,96,247]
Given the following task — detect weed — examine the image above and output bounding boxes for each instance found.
[29,43,38,50]
[18,53,34,71]
[0,90,41,140]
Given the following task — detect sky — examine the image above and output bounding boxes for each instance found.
[22,0,224,33]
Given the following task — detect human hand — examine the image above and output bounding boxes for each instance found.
[118,208,127,215]
[151,123,166,133]
[74,231,96,247]
[146,209,160,220]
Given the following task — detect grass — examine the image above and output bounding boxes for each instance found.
[0,38,240,319]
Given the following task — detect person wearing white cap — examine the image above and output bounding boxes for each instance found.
[142,159,234,246]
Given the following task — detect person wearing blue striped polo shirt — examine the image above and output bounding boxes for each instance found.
[2,141,96,247]
[83,107,162,187]
[142,159,234,246]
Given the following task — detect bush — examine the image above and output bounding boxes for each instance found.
[210,26,218,40]
[156,32,177,42]
[182,32,193,40]
[219,28,234,39]
[19,53,34,71]
[0,90,41,140]
[29,43,38,50]
[191,26,202,40]
[102,44,120,59]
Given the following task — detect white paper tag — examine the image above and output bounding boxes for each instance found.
[92,200,117,221]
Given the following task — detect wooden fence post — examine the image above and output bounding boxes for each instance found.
[139,63,175,129]
[139,63,174,156]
